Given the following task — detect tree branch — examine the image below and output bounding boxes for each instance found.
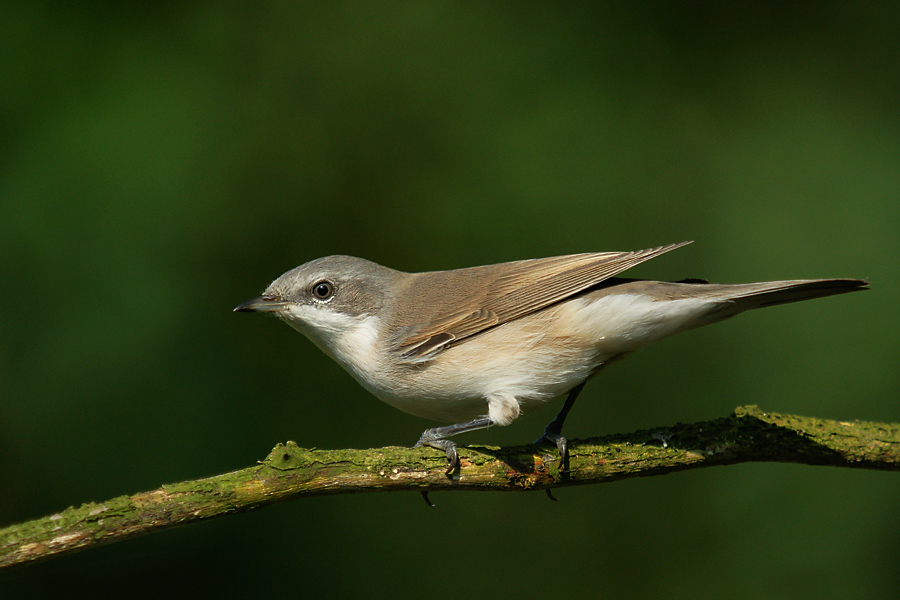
[3,405,898,568]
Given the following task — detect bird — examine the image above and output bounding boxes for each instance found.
[235,241,867,475]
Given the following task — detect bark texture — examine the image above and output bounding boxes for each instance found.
[2,405,898,568]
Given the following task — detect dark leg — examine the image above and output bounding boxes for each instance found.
[415,416,493,474]
[535,381,587,469]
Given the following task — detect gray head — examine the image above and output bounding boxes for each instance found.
[234,255,404,343]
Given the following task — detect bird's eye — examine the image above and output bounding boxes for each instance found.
[312,281,334,301]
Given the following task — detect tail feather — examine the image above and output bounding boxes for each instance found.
[726,278,869,309]
[661,277,869,333]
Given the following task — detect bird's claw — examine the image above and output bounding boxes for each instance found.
[415,438,460,474]
[535,431,570,500]
[535,430,570,471]
[442,445,460,474]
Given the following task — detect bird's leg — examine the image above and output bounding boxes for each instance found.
[415,416,493,474]
[535,381,586,470]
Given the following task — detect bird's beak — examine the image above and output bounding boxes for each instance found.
[233,296,289,313]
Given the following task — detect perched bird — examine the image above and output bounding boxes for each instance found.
[235,242,866,473]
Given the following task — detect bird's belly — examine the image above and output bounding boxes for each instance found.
[348,292,716,423]
[364,316,608,422]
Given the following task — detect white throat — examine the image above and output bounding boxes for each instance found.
[280,304,382,380]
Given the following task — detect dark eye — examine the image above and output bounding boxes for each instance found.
[312,281,334,300]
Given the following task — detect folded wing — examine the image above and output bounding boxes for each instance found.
[394,241,692,362]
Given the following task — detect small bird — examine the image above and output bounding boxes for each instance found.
[235,242,867,473]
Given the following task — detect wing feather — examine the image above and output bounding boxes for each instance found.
[395,241,691,362]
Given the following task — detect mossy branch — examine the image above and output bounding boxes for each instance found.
[3,405,899,568]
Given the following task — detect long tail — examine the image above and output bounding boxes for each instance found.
[719,278,869,309]
[582,276,867,351]
[669,278,869,329]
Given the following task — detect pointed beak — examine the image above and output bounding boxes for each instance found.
[233,296,289,313]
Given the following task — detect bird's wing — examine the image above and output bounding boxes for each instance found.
[394,241,691,362]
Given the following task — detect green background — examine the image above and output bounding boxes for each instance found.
[2,3,898,598]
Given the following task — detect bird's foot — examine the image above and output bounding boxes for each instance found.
[535,430,569,471]
[415,436,460,474]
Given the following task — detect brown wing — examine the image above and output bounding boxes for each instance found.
[394,241,691,362]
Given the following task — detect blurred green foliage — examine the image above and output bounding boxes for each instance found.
[2,3,899,598]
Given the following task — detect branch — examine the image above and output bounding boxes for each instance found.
[3,405,898,568]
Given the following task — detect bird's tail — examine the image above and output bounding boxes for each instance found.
[575,276,866,354]
[672,278,869,330]
[720,278,869,309]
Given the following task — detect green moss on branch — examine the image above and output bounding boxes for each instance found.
[2,405,898,568]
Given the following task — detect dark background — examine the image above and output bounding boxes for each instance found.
[2,3,898,598]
